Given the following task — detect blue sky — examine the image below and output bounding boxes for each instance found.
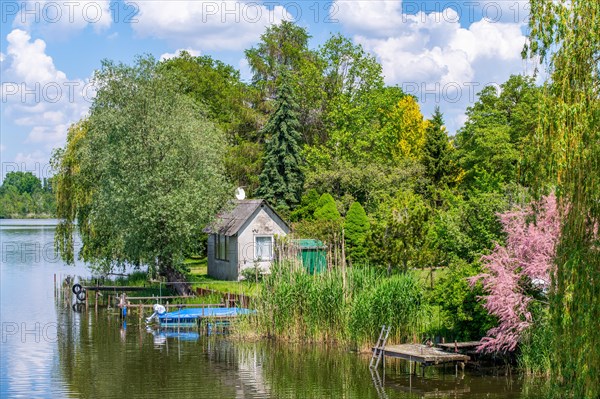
[1,0,537,180]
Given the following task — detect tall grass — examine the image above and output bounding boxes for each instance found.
[518,310,553,376]
[349,273,429,347]
[244,261,430,348]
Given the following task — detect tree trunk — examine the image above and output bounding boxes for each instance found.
[160,264,193,296]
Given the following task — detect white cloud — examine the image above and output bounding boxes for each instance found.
[133,1,292,50]
[13,0,112,35]
[0,52,5,63]
[334,0,532,132]
[238,58,252,83]
[5,29,66,83]
[15,150,49,165]
[1,29,90,159]
[160,48,202,61]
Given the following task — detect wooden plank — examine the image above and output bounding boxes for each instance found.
[83,286,149,291]
[381,344,469,365]
[127,296,192,301]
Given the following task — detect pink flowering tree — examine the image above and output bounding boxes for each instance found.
[471,194,559,353]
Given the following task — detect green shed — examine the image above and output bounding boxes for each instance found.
[295,239,327,274]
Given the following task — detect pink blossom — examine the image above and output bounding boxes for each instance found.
[470,194,559,353]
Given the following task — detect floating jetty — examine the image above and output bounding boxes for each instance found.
[158,307,254,328]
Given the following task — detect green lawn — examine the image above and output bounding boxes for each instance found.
[186,257,258,296]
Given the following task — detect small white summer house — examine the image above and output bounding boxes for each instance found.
[204,199,290,281]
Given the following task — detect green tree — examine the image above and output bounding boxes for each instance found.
[158,51,265,195]
[158,51,261,138]
[526,1,600,396]
[431,260,496,340]
[344,201,370,264]
[255,73,304,212]
[53,57,230,292]
[289,188,320,222]
[422,107,459,198]
[314,193,341,222]
[319,33,384,103]
[2,171,42,194]
[245,21,311,105]
[368,190,431,274]
[428,189,509,265]
[0,172,56,218]
[455,75,540,188]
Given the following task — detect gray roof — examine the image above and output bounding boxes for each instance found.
[203,199,288,236]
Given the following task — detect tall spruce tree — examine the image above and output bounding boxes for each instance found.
[423,106,451,186]
[255,72,304,211]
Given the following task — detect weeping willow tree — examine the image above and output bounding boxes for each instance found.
[526,1,599,396]
[51,57,231,293]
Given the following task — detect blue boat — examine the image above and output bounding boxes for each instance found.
[157,307,254,328]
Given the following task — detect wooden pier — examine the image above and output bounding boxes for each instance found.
[380,344,470,366]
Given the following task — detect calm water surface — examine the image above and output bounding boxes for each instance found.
[1,220,547,398]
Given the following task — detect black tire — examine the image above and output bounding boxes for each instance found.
[76,290,87,302]
[72,283,82,295]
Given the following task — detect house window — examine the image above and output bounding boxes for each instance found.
[215,234,229,261]
[255,236,273,260]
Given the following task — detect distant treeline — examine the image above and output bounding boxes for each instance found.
[0,171,56,218]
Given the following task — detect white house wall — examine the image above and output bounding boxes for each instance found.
[237,208,287,278]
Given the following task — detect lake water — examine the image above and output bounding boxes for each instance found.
[0,220,548,398]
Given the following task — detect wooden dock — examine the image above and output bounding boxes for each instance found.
[378,344,470,366]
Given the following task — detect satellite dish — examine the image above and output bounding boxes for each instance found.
[235,187,246,200]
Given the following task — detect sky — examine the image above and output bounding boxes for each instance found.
[0,0,539,180]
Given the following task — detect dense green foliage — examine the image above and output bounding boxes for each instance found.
[52,57,230,284]
[455,75,540,187]
[0,172,55,218]
[431,261,496,340]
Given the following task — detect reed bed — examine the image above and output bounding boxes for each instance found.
[239,261,430,348]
